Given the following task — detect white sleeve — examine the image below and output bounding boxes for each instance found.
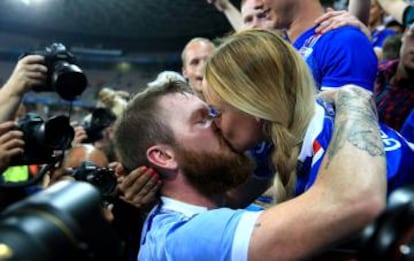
[231,211,262,261]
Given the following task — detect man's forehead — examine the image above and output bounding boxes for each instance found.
[185,42,214,57]
[159,92,205,110]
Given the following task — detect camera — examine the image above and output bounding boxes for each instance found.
[0,181,122,261]
[70,161,118,205]
[10,113,74,166]
[23,43,88,101]
[82,108,116,144]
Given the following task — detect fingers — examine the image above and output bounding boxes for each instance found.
[19,54,45,65]
[317,89,337,103]
[0,130,24,145]
[0,128,24,170]
[139,180,162,205]
[0,121,17,136]
[314,9,345,25]
[118,166,161,208]
[119,166,154,195]
[71,126,87,146]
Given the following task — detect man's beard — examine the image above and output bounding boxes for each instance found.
[174,145,254,198]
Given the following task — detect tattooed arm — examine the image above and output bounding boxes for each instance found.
[247,85,387,261]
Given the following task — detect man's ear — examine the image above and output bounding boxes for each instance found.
[182,66,188,80]
[146,145,178,170]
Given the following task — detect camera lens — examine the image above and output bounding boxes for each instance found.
[44,115,74,149]
[52,61,88,101]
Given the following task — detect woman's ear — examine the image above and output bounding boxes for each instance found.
[146,145,178,170]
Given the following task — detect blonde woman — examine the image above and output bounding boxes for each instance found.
[203,29,414,203]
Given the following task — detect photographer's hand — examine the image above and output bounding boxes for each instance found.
[116,165,161,209]
[0,55,47,122]
[71,124,88,146]
[0,121,24,173]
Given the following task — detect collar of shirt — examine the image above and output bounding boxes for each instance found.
[160,196,208,218]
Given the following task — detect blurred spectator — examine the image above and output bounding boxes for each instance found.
[375,23,414,131]
[234,0,378,91]
[47,144,150,261]
[181,37,215,98]
[96,87,129,118]
[382,33,403,60]
[370,0,398,60]
[0,55,46,182]
[385,16,406,33]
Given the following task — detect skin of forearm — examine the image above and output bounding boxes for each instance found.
[377,0,408,24]
[222,1,244,31]
[319,87,387,212]
[0,85,23,122]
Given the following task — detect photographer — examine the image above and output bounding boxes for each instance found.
[47,144,152,261]
[0,55,46,123]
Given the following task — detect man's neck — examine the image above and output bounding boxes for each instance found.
[287,1,325,43]
[161,175,222,209]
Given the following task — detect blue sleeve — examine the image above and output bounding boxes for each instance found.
[401,109,414,143]
[316,26,378,91]
[380,124,414,195]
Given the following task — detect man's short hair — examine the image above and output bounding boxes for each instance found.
[114,80,191,171]
[181,37,215,65]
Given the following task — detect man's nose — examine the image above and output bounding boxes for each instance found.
[196,62,206,74]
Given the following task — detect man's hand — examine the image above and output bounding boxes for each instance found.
[71,123,88,146]
[315,8,371,39]
[2,55,47,97]
[0,121,24,172]
[116,164,161,209]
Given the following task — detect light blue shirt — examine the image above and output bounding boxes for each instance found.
[138,197,261,261]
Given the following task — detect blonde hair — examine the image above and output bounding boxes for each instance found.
[204,29,317,202]
[97,87,128,117]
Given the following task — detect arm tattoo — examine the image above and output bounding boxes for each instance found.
[325,89,384,169]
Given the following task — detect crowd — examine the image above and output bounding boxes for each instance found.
[0,0,414,260]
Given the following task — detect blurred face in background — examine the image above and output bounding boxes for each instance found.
[400,25,414,72]
[261,0,297,29]
[369,0,384,27]
[241,0,276,30]
[182,39,215,95]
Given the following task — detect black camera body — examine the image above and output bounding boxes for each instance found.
[70,161,118,205]
[24,43,88,101]
[10,113,74,166]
